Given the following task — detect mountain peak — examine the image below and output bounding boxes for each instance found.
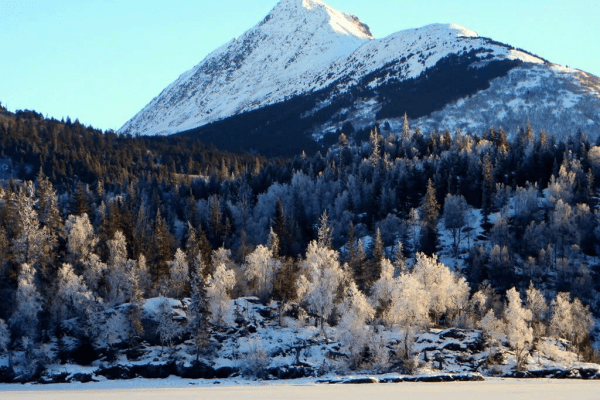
[119,0,373,137]
[267,0,373,40]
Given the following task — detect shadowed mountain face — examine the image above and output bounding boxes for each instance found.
[120,0,600,157]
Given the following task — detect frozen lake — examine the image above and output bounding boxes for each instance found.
[1,379,600,400]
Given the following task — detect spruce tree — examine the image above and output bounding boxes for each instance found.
[317,210,333,249]
[188,254,211,361]
[419,179,440,256]
[481,154,495,226]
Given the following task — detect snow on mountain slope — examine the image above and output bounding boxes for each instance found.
[119,0,372,137]
[410,64,600,139]
[120,0,600,151]
[313,63,600,142]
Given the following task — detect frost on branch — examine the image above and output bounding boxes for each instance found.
[504,287,533,371]
[297,240,343,337]
[207,263,236,327]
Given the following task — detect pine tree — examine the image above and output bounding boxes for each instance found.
[272,199,291,257]
[36,170,62,246]
[392,240,406,274]
[419,179,439,255]
[188,253,211,361]
[481,154,495,225]
[11,182,51,273]
[273,257,298,326]
[367,228,384,287]
[317,210,333,249]
[152,209,176,283]
[402,112,411,142]
[73,181,92,216]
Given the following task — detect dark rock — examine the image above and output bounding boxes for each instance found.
[442,343,464,351]
[379,377,405,383]
[579,368,600,380]
[69,373,95,383]
[455,373,485,382]
[414,375,454,382]
[268,365,315,380]
[178,362,215,379]
[439,329,467,341]
[37,372,70,384]
[96,365,135,380]
[215,366,238,379]
[0,366,15,383]
[68,339,100,366]
[134,363,177,379]
[341,377,378,384]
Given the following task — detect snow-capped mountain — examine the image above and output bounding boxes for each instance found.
[120,0,600,155]
[119,0,372,137]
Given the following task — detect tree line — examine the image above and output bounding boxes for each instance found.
[0,105,599,375]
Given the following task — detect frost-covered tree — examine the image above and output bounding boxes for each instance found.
[336,281,374,368]
[128,277,145,342]
[443,194,469,254]
[168,248,189,298]
[412,253,470,325]
[370,258,396,324]
[135,254,152,297]
[549,200,578,259]
[389,273,430,359]
[156,298,182,355]
[317,210,333,249]
[525,282,548,339]
[504,287,533,371]
[479,309,505,363]
[547,159,577,205]
[9,264,42,339]
[54,263,94,323]
[297,240,344,337]
[244,244,281,301]
[206,263,236,326]
[106,231,133,304]
[11,182,52,273]
[392,240,406,274]
[82,253,107,295]
[550,292,594,353]
[64,213,98,266]
[211,247,234,277]
[36,170,62,248]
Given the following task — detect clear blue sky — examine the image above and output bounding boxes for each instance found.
[1,0,598,132]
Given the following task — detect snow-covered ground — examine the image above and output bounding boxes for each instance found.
[2,379,600,399]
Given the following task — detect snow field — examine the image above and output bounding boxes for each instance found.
[2,379,600,400]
